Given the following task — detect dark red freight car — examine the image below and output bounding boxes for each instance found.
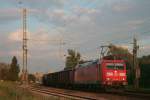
[57,69,74,86]
[42,69,74,87]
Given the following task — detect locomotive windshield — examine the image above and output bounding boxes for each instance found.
[106,63,124,70]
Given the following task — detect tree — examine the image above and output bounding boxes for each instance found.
[28,74,36,82]
[9,56,20,81]
[1,68,9,80]
[108,44,134,85]
[139,55,150,88]
[108,44,133,62]
[139,55,150,64]
[65,49,81,70]
[0,63,9,80]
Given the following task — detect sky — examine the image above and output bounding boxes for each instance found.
[0,0,150,73]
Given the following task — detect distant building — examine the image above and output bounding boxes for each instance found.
[34,72,43,83]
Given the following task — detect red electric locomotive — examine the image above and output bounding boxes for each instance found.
[74,57,127,87]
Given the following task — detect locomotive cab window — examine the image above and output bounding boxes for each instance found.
[106,64,124,70]
[107,65,114,69]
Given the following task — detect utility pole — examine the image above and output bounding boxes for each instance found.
[22,8,28,85]
[133,37,140,89]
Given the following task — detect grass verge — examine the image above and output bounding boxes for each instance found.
[0,81,58,100]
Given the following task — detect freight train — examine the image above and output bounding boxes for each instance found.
[42,55,127,90]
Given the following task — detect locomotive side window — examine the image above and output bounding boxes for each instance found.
[116,66,124,70]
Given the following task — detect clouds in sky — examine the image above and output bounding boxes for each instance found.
[0,0,150,72]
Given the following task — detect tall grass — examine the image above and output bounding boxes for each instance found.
[0,81,58,100]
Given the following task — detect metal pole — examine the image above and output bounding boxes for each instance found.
[22,8,28,85]
[133,37,140,89]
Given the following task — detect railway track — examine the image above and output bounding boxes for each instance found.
[29,84,150,100]
[105,89,150,99]
[29,85,97,100]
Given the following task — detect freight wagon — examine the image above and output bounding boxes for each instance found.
[42,69,74,87]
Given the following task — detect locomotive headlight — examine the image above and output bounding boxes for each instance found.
[119,73,125,76]
[106,72,113,76]
[106,78,110,81]
[122,78,125,80]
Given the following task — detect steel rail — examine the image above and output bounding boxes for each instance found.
[29,86,97,100]
[30,84,150,99]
